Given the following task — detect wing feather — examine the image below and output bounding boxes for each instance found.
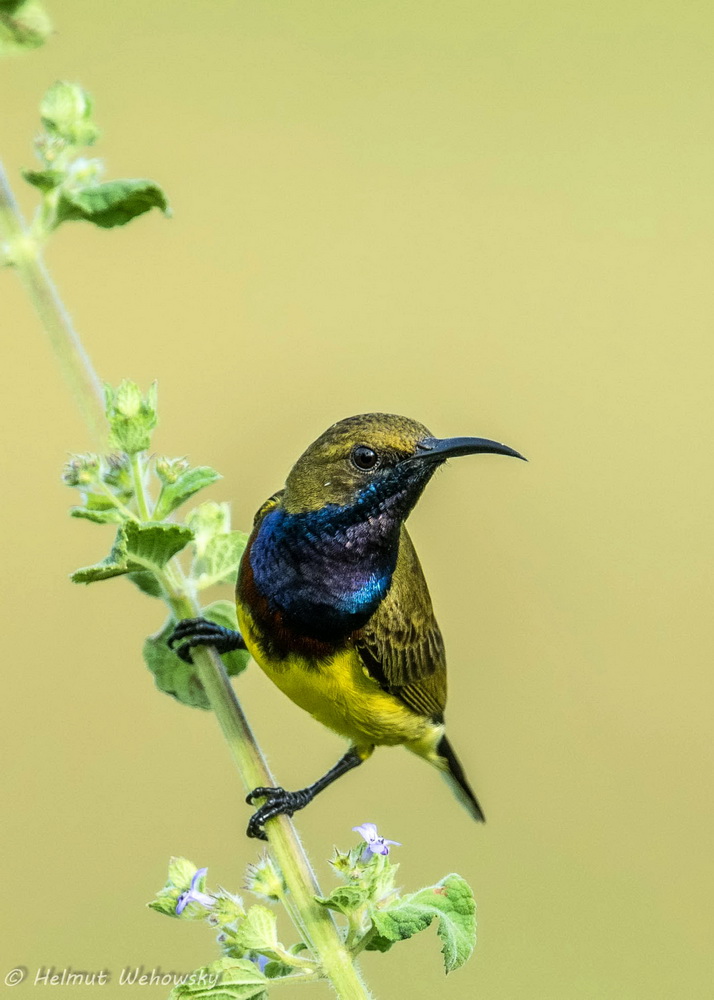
[354,526,447,720]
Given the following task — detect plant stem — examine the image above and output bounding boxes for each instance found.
[3,159,372,999]
[130,452,152,521]
[350,927,378,960]
[165,586,373,999]
[0,161,105,446]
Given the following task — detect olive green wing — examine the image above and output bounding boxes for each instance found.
[354,526,447,720]
[253,490,285,525]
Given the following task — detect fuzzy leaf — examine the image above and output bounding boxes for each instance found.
[367,874,476,973]
[71,525,132,583]
[127,570,163,598]
[22,167,64,191]
[56,179,170,229]
[144,602,249,710]
[84,492,119,510]
[315,884,367,916]
[70,505,124,524]
[153,465,221,521]
[194,530,248,590]
[186,501,230,555]
[71,521,191,585]
[261,960,293,980]
[168,856,199,887]
[144,618,212,710]
[231,906,279,954]
[124,521,192,570]
[0,1,52,53]
[168,958,267,1000]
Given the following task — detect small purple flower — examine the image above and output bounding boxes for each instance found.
[252,954,269,973]
[353,822,401,860]
[175,867,216,915]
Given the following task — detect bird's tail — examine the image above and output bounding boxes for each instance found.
[435,734,485,823]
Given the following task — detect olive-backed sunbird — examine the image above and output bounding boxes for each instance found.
[169,413,525,839]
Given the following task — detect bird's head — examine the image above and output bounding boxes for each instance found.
[282,413,525,518]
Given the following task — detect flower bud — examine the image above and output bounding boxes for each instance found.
[103,453,133,496]
[156,456,190,485]
[40,81,100,147]
[244,855,285,902]
[66,157,103,188]
[62,453,101,487]
[104,380,158,455]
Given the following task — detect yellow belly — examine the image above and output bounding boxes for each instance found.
[237,604,433,750]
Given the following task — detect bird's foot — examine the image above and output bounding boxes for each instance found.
[167,617,246,663]
[245,786,314,841]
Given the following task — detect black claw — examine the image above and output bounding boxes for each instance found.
[175,643,196,664]
[245,786,314,840]
[167,617,246,664]
[246,786,279,805]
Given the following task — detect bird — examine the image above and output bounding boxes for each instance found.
[169,413,525,839]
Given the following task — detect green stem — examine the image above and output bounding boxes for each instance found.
[350,927,378,960]
[130,452,152,521]
[166,590,371,998]
[95,479,138,521]
[1,159,372,999]
[271,970,320,987]
[0,161,105,447]
[276,881,313,951]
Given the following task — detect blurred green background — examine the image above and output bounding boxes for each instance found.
[2,1,713,997]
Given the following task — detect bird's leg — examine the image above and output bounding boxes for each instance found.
[167,617,247,663]
[246,746,372,841]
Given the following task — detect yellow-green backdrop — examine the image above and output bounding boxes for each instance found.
[2,2,713,997]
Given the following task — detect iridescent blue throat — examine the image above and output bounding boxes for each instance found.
[249,499,400,642]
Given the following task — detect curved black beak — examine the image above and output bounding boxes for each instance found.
[412,436,527,463]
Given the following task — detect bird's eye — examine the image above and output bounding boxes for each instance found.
[350,445,380,471]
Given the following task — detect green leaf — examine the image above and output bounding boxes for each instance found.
[22,167,64,191]
[231,906,279,954]
[83,492,118,510]
[261,960,293,980]
[153,466,221,521]
[367,874,476,973]
[315,884,368,916]
[168,958,267,1000]
[70,505,124,524]
[186,501,231,555]
[0,1,52,54]
[127,570,163,598]
[144,617,212,710]
[71,521,191,585]
[143,602,249,711]
[194,530,248,590]
[124,521,192,570]
[71,525,132,583]
[168,856,198,886]
[56,179,170,229]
